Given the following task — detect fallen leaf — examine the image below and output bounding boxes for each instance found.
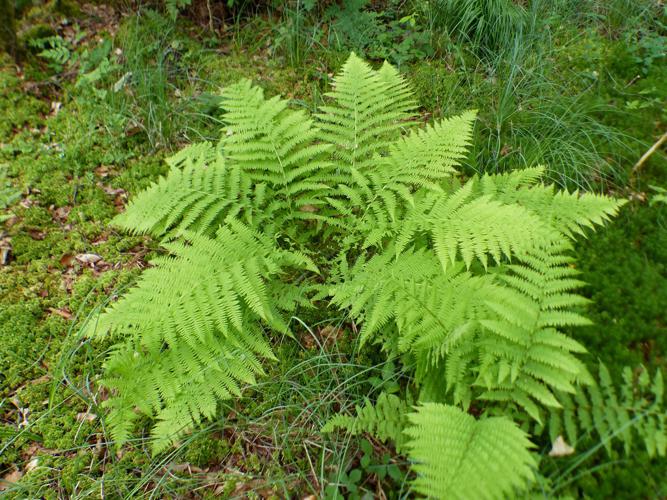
[51,205,71,222]
[50,101,62,116]
[549,435,575,457]
[0,469,23,491]
[3,215,20,227]
[48,307,72,320]
[168,463,206,474]
[25,458,39,472]
[76,412,97,423]
[29,374,50,386]
[27,229,46,240]
[1,241,11,265]
[20,198,37,208]
[60,253,76,267]
[75,253,103,265]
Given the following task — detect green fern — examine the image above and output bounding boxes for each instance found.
[548,363,667,457]
[316,53,417,172]
[113,142,224,237]
[321,392,410,451]
[88,53,657,495]
[405,403,536,499]
[88,221,315,451]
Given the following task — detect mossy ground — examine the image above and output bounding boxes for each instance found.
[0,2,665,498]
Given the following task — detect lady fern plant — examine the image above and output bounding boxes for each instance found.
[87,53,665,496]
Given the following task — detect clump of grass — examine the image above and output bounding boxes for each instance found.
[418,0,527,57]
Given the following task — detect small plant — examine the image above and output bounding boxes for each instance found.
[87,54,665,496]
[28,35,71,71]
[326,1,433,65]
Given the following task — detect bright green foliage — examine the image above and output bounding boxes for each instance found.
[113,142,223,236]
[88,221,315,451]
[549,364,667,457]
[90,53,645,493]
[321,392,409,451]
[405,403,536,499]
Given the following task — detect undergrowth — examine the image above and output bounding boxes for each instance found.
[0,1,666,497]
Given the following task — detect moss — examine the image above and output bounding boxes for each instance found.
[0,302,65,392]
[0,60,47,139]
[183,434,230,468]
[574,201,667,374]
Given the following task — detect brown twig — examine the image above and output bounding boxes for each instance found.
[631,130,667,176]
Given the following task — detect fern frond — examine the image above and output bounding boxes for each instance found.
[405,403,536,500]
[397,180,557,270]
[316,53,417,171]
[329,248,490,350]
[384,110,476,190]
[325,111,478,249]
[322,392,409,451]
[222,79,333,227]
[113,142,229,237]
[89,221,310,450]
[478,167,626,238]
[549,364,667,457]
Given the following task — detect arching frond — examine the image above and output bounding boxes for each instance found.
[548,363,667,457]
[88,221,314,451]
[473,242,592,421]
[316,53,417,171]
[405,403,536,500]
[322,392,409,451]
[112,142,227,237]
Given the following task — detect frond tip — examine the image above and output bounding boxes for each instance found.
[322,392,409,451]
[405,403,536,500]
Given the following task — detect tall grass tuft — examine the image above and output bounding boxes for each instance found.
[419,0,527,57]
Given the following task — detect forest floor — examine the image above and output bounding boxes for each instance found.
[0,2,666,498]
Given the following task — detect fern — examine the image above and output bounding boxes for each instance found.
[316,53,417,172]
[405,403,536,499]
[548,363,667,457]
[29,36,70,68]
[88,53,657,495]
[88,221,314,451]
[113,142,224,237]
[321,392,410,451]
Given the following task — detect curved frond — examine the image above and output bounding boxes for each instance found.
[316,53,417,171]
[548,364,667,457]
[88,221,311,451]
[113,142,228,237]
[405,403,536,500]
[322,392,409,451]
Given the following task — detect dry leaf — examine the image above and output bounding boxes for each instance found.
[75,253,103,265]
[0,469,23,491]
[50,101,62,116]
[60,253,75,267]
[49,307,72,320]
[1,242,11,265]
[549,435,575,457]
[25,458,40,472]
[27,229,46,240]
[51,205,71,222]
[76,412,98,423]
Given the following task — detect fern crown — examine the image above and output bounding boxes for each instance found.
[85,54,651,497]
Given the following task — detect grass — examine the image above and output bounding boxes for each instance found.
[0,0,666,497]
